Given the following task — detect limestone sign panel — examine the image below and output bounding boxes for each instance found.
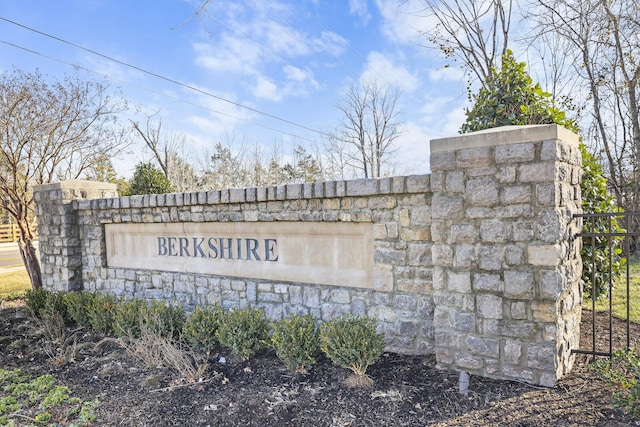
[105,222,374,288]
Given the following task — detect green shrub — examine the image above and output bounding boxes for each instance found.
[25,289,68,322]
[320,315,385,386]
[216,307,269,361]
[113,297,147,338]
[591,349,640,419]
[580,145,626,300]
[87,293,117,335]
[271,314,319,373]
[25,288,49,317]
[143,300,185,338]
[63,291,96,328]
[183,305,223,355]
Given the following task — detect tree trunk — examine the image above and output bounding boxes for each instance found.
[16,218,42,290]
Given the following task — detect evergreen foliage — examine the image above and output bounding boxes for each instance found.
[127,162,174,195]
[461,50,577,133]
[319,316,385,383]
[270,314,319,373]
[460,50,624,300]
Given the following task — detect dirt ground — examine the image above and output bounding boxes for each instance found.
[0,303,638,427]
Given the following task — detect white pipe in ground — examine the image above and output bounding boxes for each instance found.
[459,371,470,395]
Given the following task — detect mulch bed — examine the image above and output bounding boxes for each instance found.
[0,302,638,426]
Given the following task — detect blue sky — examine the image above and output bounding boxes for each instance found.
[0,0,469,178]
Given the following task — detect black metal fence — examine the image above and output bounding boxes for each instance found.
[572,212,640,359]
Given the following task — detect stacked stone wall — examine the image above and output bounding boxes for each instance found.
[34,125,583,386]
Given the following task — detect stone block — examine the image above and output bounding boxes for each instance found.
[451,223,477,243]
[445,171,465,193]
[407,243,432,266]
[504,270,534,299]
[431,195,464,219]
[478,246,504,271]
[286,183,303,199]
[406,175,429,193]
[393,294,417,310]
[447,271,471,293]
[477,294,503,319]
[453,312,476,332]
[519,162,555,183]
[473,274,502,292]
[539,270,563,299]
[346,178,378,196]
[527,342,556,370]
[503,340,522,364]
[480,220,509,243]
[430,151,456,171]
[455,352,484,370]
[495,142,535,163]
[467,336,499,357]
[510,301,527,319]
[528,245,561,267]
[455,245,476,268]
[467,177,499,207]
[401,227,431,241]
[459,146,493,168]
[502,185,532,204]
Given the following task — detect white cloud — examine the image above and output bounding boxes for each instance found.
[393,121,431,174]
[284,65,320,92]
[253,76,282,101]
[429,66,466,82]
[192,0,346,104]
[374,0,434,45]
[349,0,371,25]
[193,37,262,75]
[360,51,418,92]
[441,106,466,136]
[311,31,348,57]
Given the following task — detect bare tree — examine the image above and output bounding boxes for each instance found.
[0,69,128,289]
[131,112,198,192]
[420,0,513,87]
[529,0,640,213]
[335,81,402,179]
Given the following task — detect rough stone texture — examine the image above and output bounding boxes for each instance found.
[34,125,582,387]
[430,125,582,387]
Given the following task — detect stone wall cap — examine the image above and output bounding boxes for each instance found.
[430,124,579,153]
[33,180,118,192]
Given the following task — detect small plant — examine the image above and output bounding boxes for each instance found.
[591,349,640,419]
[113,297,147,338]
[320,315,386,387]
[118,332,208,384]
[0,369,96,425]
[25,288,49,317]
[216,307,269,361]
[271,314,319,373]
[87,293,117,335]
[183,305,223,355]
[64,291,96,328]
[143,300,185,339]
[25,288,67,320]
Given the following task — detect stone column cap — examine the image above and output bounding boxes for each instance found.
[33,179,117,192]
[430,124,579,153]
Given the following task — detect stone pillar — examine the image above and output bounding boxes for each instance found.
[430,125,582,387]
[34,180,118,292]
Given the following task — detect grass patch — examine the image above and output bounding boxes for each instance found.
[0,269,30,298]
[584,259,640,323]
